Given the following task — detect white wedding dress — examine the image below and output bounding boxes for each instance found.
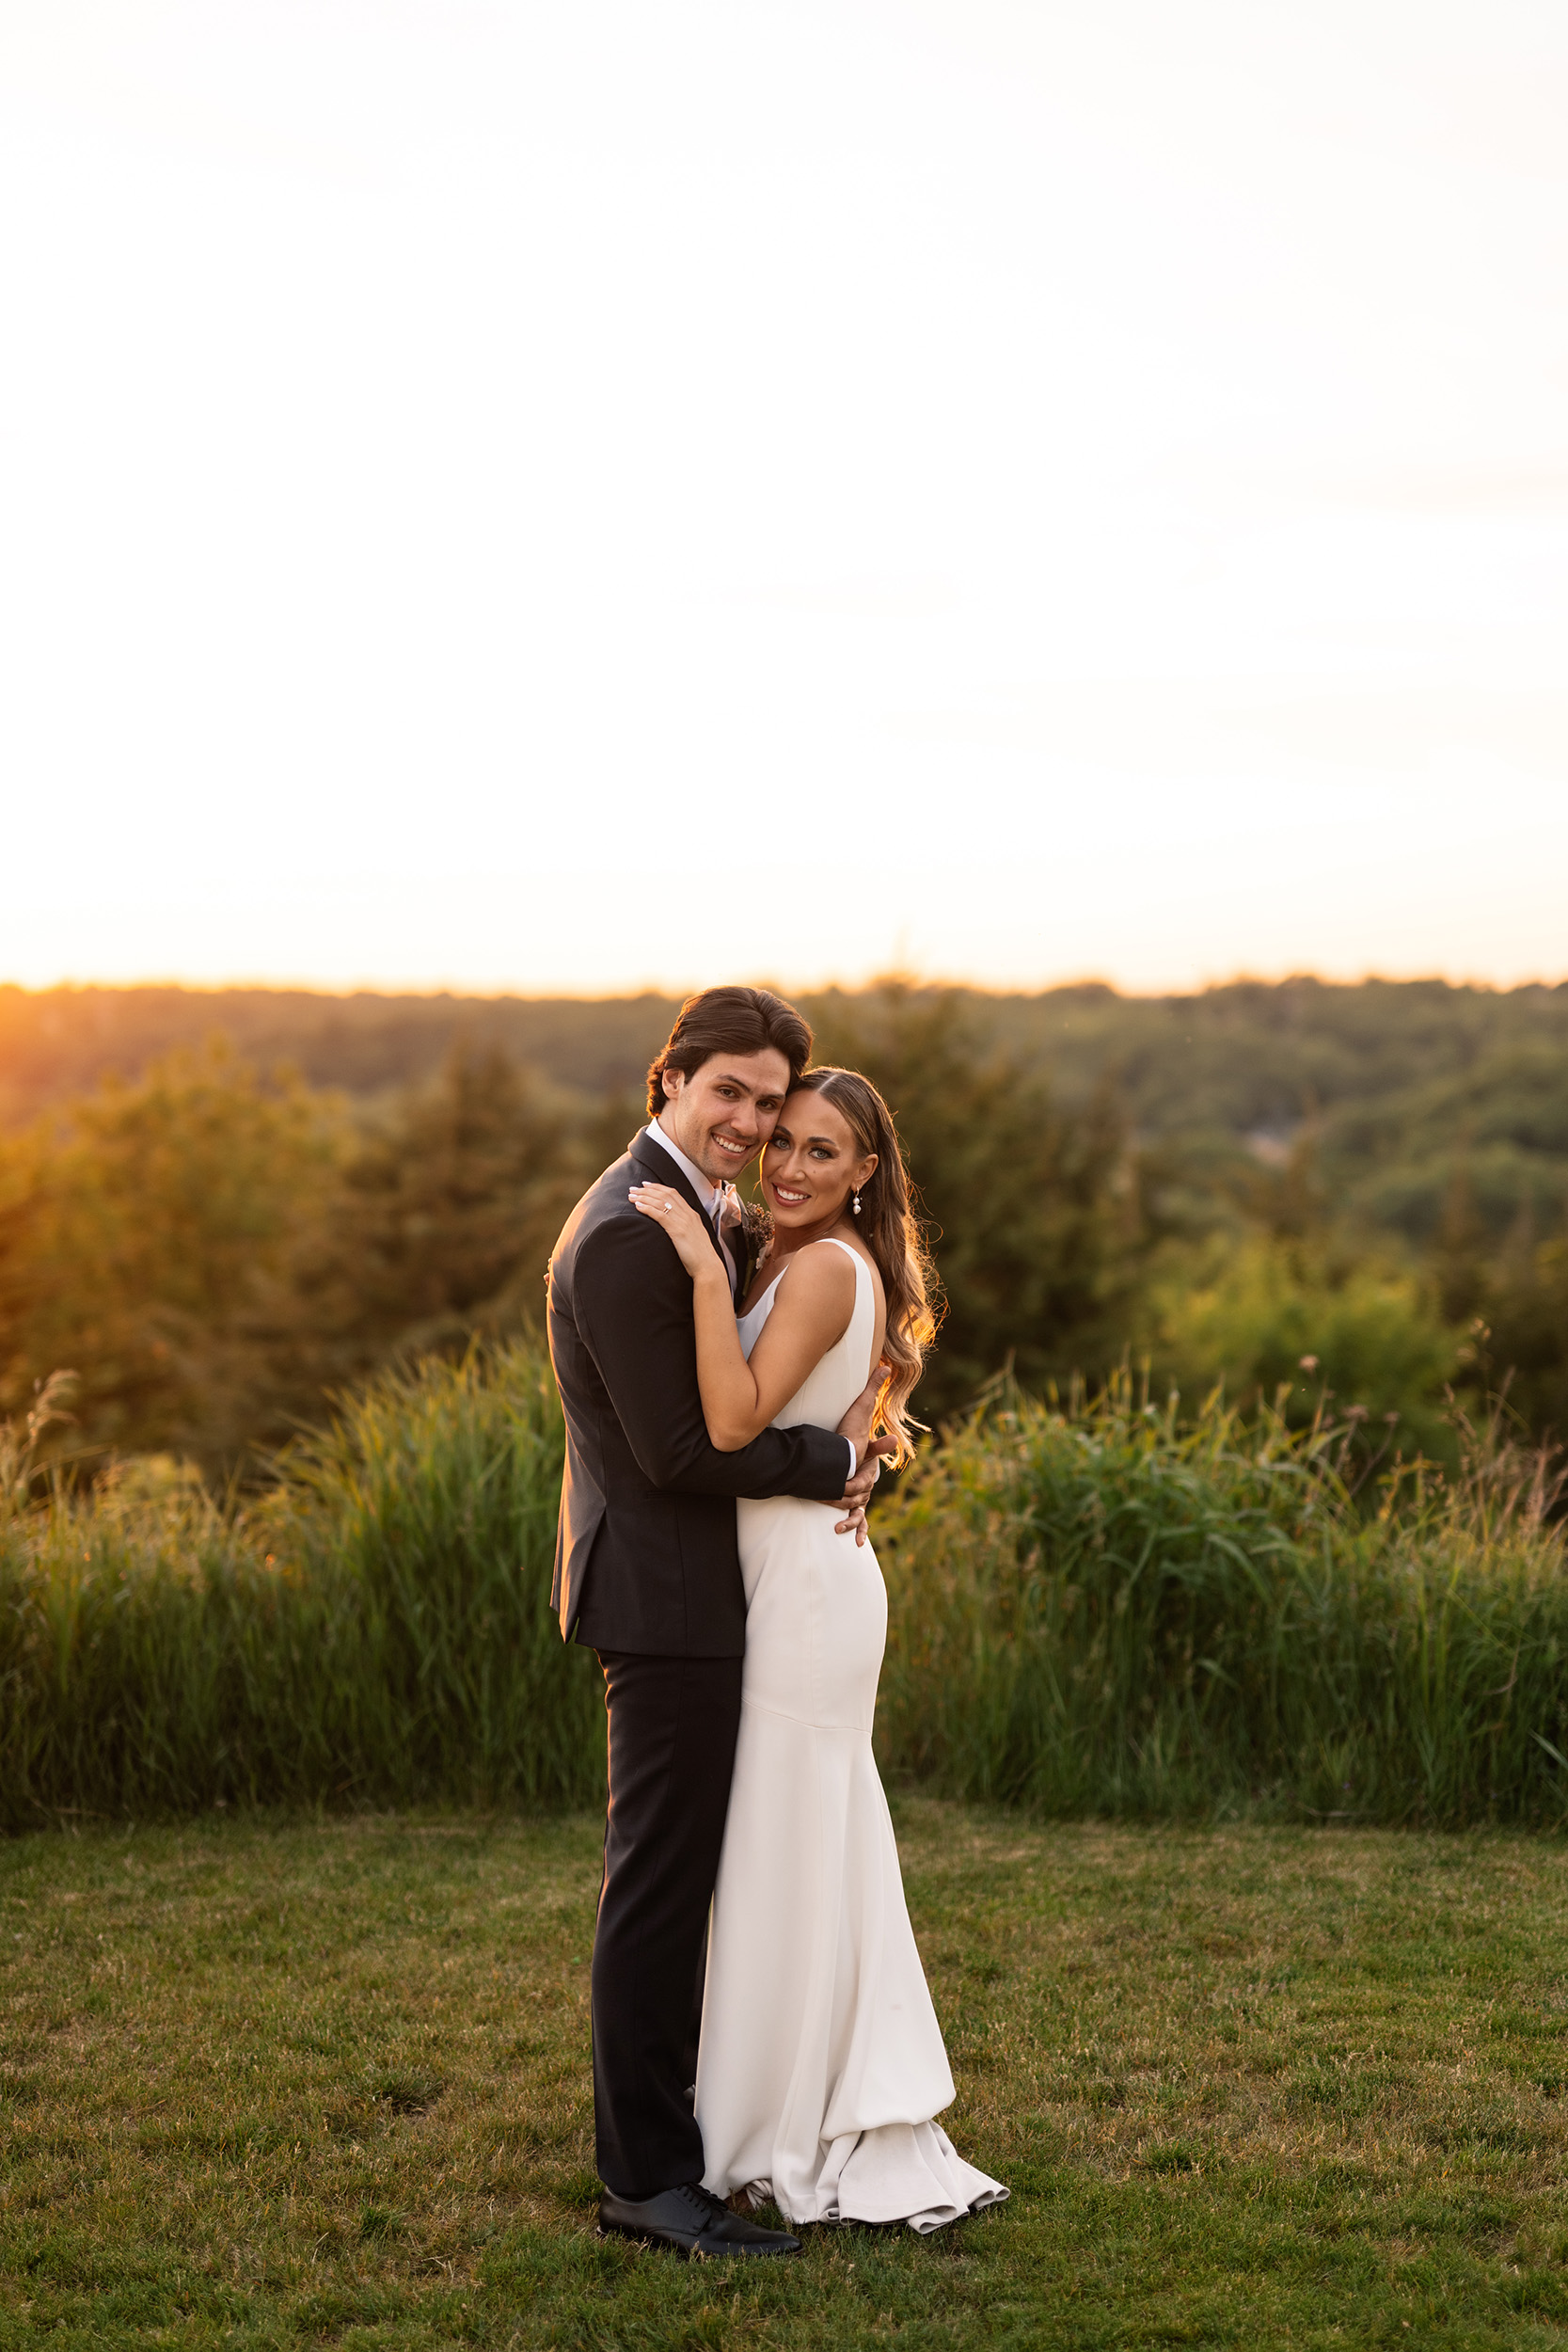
[695,1237,1007,2233]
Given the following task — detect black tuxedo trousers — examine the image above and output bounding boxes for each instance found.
[591,1649,742,2197]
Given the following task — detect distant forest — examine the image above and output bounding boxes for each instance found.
[6,975,1568,1240]
[1,976,1564,1474]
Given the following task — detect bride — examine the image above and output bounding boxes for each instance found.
[631,1065,1007,2235]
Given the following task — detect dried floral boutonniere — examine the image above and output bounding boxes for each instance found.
[739,1195,773,1259]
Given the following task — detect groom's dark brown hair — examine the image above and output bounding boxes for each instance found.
[645,986,813,1119]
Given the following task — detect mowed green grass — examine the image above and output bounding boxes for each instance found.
[5,1806,1568,2349]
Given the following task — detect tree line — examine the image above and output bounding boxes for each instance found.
[0,981,1563,1479]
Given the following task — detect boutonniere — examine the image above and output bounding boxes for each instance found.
[734,1195,773,1283]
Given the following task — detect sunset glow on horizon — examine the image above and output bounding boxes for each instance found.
[3,0,1566,1000]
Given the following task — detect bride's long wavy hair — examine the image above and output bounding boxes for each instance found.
[789,1066,940,1466]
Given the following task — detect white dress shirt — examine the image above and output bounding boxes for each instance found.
[643,1117,856,1479]
[644,1118,721,1221]
[643,1119,734,1294]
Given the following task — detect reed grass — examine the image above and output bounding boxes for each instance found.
[3,1351,1567,1832]
[874,1374,1568,1825]
[0,1347,603,1831]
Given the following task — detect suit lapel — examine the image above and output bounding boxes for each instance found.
[732,1212,761,1304]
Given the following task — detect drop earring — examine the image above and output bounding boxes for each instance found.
[851,1188,862,1216]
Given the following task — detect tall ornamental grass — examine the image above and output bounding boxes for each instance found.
[5,1352,1568,1830]
[873,1375,1568,1825]
[0,1349,603,1830]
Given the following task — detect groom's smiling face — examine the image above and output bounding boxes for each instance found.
[659,1050,792,1186]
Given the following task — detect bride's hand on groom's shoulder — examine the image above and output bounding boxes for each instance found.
[628,1183,718,1280]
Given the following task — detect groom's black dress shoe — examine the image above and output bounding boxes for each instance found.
[597,2183,801,2259]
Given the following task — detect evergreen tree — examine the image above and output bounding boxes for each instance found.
[804,982,1144,1419]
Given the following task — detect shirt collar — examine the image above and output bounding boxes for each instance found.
[644,1119,721,1217]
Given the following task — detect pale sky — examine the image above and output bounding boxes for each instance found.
[3,0,1566,996]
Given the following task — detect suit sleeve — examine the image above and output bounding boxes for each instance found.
[572,1214,852,1502]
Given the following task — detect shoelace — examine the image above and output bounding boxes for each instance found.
[673,2183,730,2227]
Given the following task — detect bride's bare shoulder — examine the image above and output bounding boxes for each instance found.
[785,1235,883,1324]
[823,1232,884,1304]
[764,1238,856,1320]
[787,1237,859,1287]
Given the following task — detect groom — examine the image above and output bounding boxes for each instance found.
[547,985,883,2259]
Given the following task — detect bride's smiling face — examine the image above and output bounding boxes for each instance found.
[761,1091,878,1232]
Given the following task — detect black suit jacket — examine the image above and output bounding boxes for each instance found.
[546,1130,852,1655]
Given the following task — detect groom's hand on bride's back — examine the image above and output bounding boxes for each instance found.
[837,1356,894,1460]
[832,1360,897,1547]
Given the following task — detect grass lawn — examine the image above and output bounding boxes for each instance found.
[5,1803,1568,2348]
